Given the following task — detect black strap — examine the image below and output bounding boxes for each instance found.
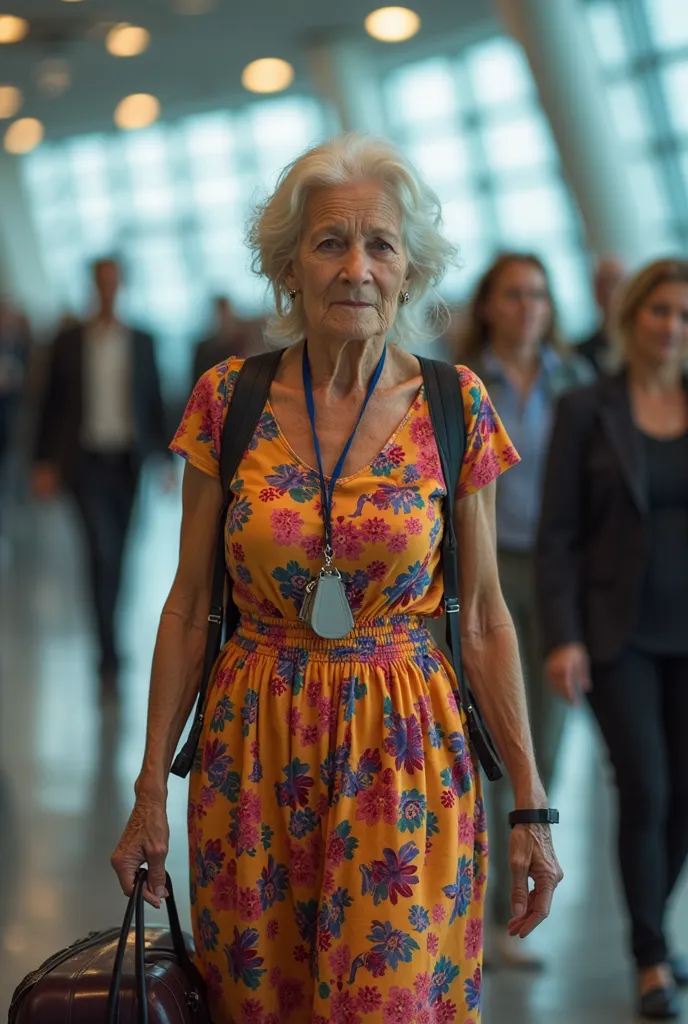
[417,357,468,709]
[107,870,197,1024]
[170,349,284,778]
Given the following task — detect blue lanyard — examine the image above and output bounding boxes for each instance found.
[302,341,387,556]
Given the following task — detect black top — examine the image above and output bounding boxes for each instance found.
[634,430,688,654]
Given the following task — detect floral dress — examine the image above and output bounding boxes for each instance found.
[170,356,519,1024]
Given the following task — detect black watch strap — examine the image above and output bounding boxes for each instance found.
[508,808,560,828]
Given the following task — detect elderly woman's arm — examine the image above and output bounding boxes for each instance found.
[111,464,222,905]
[455,480,563,936]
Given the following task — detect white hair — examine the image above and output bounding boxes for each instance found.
[246,133,458,345]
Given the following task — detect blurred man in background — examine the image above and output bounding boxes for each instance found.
[578,255,627,374]
[32,258,171,698]
[0,298,31,559]
[191,295,263,383]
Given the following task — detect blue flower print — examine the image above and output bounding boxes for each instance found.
[241,689,259,738]
[209,694,235,734]
[383,710,424,774]
[402,464,420,484]
[398,789,426,834]
[228,494,251,534]
[271,561,310,608]
[360,841,420,906]
[382,559,432,608]
[223,927,266,991]
[288,806,319,839]
[235,564,252,586]
[265,464,319,504]
[203,739,240,801]
[408,904,430,933]
[367,920,420,971]
[274,758,314,811]
[341,676,368,722]
[198,908,220,951]
[257,854,289,911]
[340,747,382,798]
[319,886,353,940]
[429,955,461,1003]
[294,899,319,946]
[249,411,279,450]
[442,855,473,925]
[195,838,225,888]
[464,966,482,1012]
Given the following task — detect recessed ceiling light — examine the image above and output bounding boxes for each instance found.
[37,59,71,98]
[106,23,150,57]
[60,0,88,4]
[241,58,294,95]
[4,117,44,154]
[114,93,160,130]
[0,85,22,119]
[0,15,29,44]
[173,0,217,12]
[364,6,421,42]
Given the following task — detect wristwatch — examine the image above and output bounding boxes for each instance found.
[508,808,560,829]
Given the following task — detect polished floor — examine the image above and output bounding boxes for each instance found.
[1,469,687,1023]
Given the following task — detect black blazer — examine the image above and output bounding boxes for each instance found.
[34,323,169,485]
[536,370,688,664]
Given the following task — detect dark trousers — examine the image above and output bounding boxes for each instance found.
[71,452,138,673]
[589,647,688,967]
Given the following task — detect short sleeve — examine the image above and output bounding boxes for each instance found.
[169,358,241,477]
[456,365,520,498]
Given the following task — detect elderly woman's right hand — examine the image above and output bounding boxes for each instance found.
[545,642,591,705]
[111,789,170,909]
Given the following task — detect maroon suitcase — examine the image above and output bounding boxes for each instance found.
[8,871,211,1024]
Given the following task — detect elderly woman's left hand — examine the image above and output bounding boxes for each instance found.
[507,824,564,938]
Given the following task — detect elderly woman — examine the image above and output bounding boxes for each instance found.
[112,134,561,1024]
[537,258,688,1021]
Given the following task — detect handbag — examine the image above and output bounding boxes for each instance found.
[8,870,210,1024]
[171,350,502,782]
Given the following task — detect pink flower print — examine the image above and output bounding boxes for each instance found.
[406,517,423,535]
[271,508,304,546]
[249,739,260,758]
[265,1016,280,1024]
[200,786,216,808]
[287,707,303,735]
[468,446,501,489]
[212,861,237,912]
[328,943,352,977]
[300,723,319,746]
[447,691,458,714]
[270,677,287,696]
[426,932,439,956]
[441,790,455,809]
[330,990,363,1024]
[426,501,437,522]
[417,446,443,483]
[306,678,321,706]
[355,778,400,826]
[316,793,330,818]
[188,372,214,412]
[231,542,245,563]
[268,966,282,988]
[317,930,332,952]
[239,998,264,1024]
[414,971,432,1003]
[409,416,435,446]
[234,821,260,855]
[289,838,320,887]
[387,533,408,553]
[238,789,262,824]
[357,986,383,1013]
[464,918,483,959]
[293,945,309,963]
[458,812,475,846]
[473,872,487,901]
[432,903,446,924]
[367,560,387,581]
[300,533,324,560]
[259,486,281,502]
[267,918,279,940]
[322,868,337,896]
[238,886,262,922]
[382,986,416,1024]
[277,977,305,1018]
[436,1003,459,1023]
[317,696,335,736]
[360,517,392,543]
[503,443,520,466]
[332,518,364,559]
[326,832,347,868]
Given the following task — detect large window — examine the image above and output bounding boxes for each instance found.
[21,97,325,389]
[586,0,688,253]
[382,37,596,339]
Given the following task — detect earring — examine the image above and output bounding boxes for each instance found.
[399,291,410,305]
[288,289,297,301]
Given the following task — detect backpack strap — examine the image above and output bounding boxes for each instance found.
[170,349,284,778]
[417,357,468,707]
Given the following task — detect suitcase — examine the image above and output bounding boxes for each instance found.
[8,871,211,1024]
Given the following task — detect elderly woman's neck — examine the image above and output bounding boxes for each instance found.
[304,336,388,395]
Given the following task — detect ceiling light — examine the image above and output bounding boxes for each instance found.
[37,59,71,98]
[241,58,294,95]
[114,93,160,130]
[106,23,150,57]
[364,7,421,42]
[0,85,22,119]
[4,117,44,154]
[0,15,29,43]
[173,0,217,12]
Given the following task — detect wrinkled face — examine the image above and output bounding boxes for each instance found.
[631,281,688,368]
[481,260,553,352]
[286,180,409,344]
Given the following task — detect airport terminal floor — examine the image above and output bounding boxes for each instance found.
[1,469,687,1023]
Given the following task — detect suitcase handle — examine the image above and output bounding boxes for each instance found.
[106,869,197,1024]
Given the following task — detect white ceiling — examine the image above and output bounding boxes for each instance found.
[2,0,497,138]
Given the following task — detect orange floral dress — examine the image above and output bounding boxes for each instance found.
[170,356,519,1024]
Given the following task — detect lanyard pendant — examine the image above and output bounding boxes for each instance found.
[298,562,355,639]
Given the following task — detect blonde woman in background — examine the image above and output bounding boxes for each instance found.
[537,258,688,1021]
[458,253,594,967]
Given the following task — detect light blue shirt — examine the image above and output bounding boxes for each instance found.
[481,346,567,552]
